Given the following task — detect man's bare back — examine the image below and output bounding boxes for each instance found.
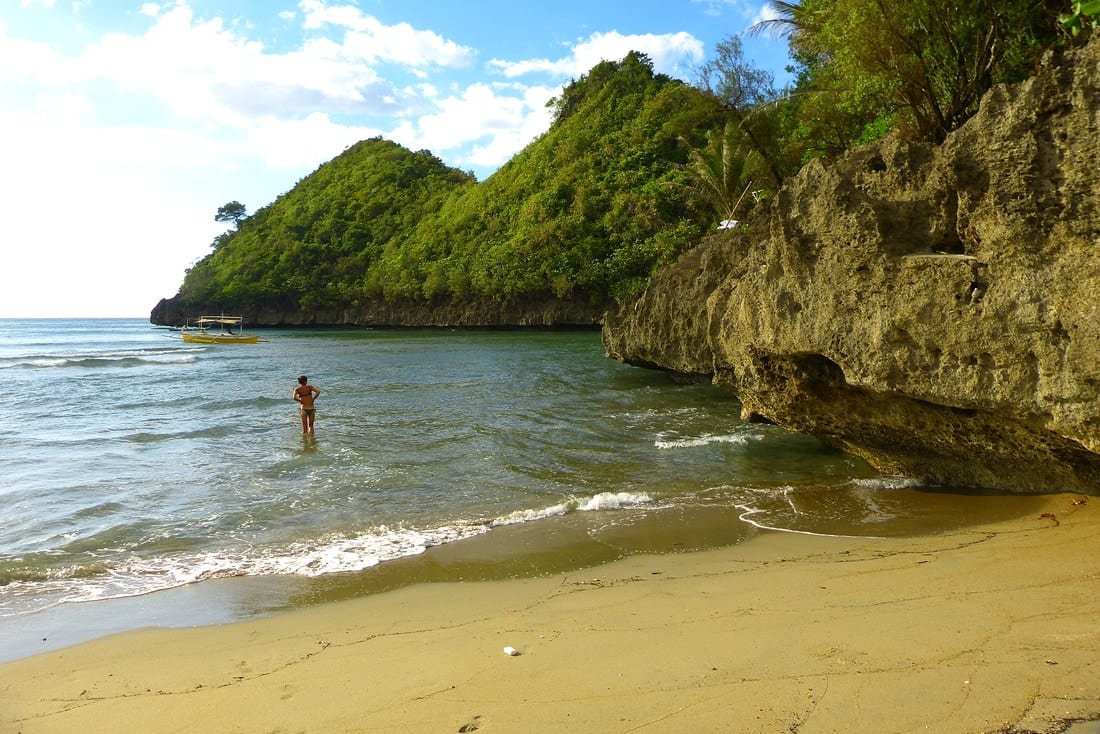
[293,375,320,433]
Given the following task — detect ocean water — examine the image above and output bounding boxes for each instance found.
[0,319,1053,658]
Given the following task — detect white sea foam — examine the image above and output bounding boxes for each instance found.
[140,353,197,365]
[491,491,654,526]
[0,524,491,614]
[0,491,661,615]
[4,347,199,371]
[574,491,654,511]
[655,432,759,449]
[492,505,570,526]
[850,476,926,490]
[733,502,885,539]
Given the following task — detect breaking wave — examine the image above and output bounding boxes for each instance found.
[0,491,657,616]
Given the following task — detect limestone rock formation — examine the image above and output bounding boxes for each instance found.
[604,38,1100,494]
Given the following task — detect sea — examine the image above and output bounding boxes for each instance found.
[0,318,1054,661]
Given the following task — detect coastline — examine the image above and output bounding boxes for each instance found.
[2,493,1098,734]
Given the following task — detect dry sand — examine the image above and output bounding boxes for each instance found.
[2,494,1099,734]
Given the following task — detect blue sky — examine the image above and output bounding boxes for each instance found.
[0,0,792,318]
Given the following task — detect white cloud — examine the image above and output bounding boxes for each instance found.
[298,0,477,69]
[77,5,268,125]
[0,31,70,84]
[464,101,556,169]
[34,93,96,121]
[490,30,704,80]
[0,3,413,131]
[386,81,556,172]
[244,112,381,169]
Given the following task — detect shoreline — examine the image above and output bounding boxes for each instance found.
[3,493,1099,733]
[0,487,1054,664]
[0,500,763,664]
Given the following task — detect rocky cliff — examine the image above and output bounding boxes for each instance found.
[150,296,604,329]
[604,38,1100,494]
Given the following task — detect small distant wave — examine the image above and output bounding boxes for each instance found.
[655,431,760,449]
[491,491,656,526]
[0,561,112,590]
[123,431,177,444]
[610,406,702,428]
[119,424,237,443]
[0,490,660,615]
[206,395,287,411]
[0,348,199,371]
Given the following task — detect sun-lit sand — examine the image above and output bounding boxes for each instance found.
[2,494,1099,734]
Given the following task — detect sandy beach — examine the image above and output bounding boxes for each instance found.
[2,493,1099,734]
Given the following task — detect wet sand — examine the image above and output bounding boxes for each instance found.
[2,493,1098,734]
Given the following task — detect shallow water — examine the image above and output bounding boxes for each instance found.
[0,319,1057,659]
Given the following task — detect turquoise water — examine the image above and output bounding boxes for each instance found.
[0,319,1052,657]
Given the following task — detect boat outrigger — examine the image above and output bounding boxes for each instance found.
[181,316,260,344]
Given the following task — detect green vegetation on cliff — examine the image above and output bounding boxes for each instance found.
[163,2,1080,325]
[171,52,725,319]
[179,141,475,313]
[756,0,1067,160]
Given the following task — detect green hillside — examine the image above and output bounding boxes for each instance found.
[158,52,726,324]
[176,140,475,314]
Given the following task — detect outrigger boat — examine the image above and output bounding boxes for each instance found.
[181,316,260,344]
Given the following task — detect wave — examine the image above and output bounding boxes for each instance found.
[0,348,200,371]
[655,431,761,449]
[490,490,656,526]
[121,418,274,443]
[0,490,658,616]
[849,476,927,491]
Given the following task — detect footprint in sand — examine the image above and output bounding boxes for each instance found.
[458,714,482,732]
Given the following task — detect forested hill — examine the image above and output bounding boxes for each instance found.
[151,52,727,327]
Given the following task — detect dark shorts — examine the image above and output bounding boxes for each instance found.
[301,408,315,416]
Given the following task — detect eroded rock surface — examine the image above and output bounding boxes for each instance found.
[604,39,1100,494]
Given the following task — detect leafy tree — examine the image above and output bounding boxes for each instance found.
[209,231,232,252]
[1061,0,1100,38]
[748,0,1064,168]
[683,121,757,226]
[215,201,248,228]
[695,35,775,109]
[752,0,1064,154]
[693,35,792,188]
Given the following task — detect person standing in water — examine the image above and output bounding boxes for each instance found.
[293,375,321,433]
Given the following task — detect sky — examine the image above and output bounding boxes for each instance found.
[0,0,793,318]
